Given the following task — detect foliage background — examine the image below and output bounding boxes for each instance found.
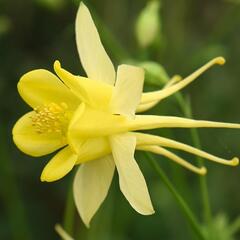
[0,0,240,239]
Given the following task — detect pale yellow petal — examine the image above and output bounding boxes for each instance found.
[135,133,239,166]
[75,2,115,85]
[54,61,112,111]
[138,145,207,175]
[111,64,144,117]
[18,69,79,109]
[141,57,225,104]
[110,133,154,215]
[68,136,110,164]
[13,112,66,157]
[41,146,78,182]
[73,155,115,227]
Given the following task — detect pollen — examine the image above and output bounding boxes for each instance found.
[31,102,69,134]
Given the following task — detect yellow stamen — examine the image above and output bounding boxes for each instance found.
[141,57,225,104]
[31,102,68,134]
[134,133,239,166]
[138,145,207,175]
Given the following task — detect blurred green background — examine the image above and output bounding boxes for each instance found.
[0,0,240,239]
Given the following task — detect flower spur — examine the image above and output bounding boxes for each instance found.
[12,2,240,227]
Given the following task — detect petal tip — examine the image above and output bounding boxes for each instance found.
[79,1,85,7]
[84,221,90,228]
[40,174,46,182]
[54,60,61,72]
[140,207,155,215]
[40,170,54,182]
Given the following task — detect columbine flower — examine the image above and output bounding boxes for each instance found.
[12,2,240,227]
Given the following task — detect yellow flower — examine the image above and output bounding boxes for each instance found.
[12,2,240,227]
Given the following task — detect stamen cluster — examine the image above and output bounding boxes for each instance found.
[31,102,68,134]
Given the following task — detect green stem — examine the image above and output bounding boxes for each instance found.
[63,180,75,236]
[171,92,212,224]
[146,153,205,240]
[151,73,211,227]
[185,97,212,224]
[150,85,212,225]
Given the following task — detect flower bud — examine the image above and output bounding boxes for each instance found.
[135,0,161,48]
[138,61,169,86]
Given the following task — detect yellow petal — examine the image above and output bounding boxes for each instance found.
[18,69,79,109]
[68,136,110,164]
[73,155,115,227]
[75,2,115,85]
[111,64,144,118]
[110,133,154,215]
[13,112,66,157]
[54,61,112,111]
[41,146,78,182]
[68,104,129,138]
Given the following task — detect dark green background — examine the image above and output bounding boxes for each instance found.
[0,0,240,239]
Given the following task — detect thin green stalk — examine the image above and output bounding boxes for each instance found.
[63,179,75,236]
[145,152,205,240]
[185,97,212,224]
[172,93,212,224]
[150,86,212,225]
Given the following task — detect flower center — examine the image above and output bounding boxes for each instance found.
[31,102,69,134]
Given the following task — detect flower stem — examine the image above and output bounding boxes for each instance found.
[184,96,212,224]
[145,152,205,240]
[63,179,75,236]
[190,128,212,224]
